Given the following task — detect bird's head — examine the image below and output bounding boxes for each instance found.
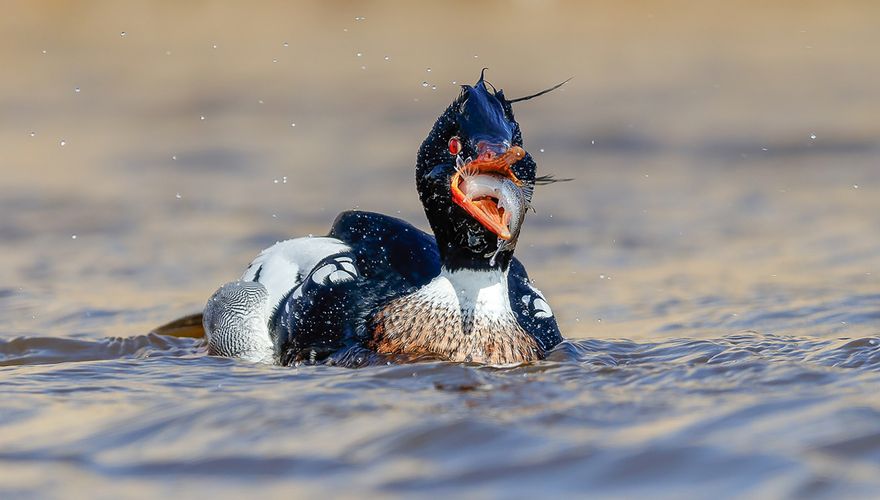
[416,70,564,271]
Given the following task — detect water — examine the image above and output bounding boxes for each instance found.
[2,2,879,498]
[2,334,880,497]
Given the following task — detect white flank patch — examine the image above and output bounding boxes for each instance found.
[240,237,352,312]
[526,282,554,319]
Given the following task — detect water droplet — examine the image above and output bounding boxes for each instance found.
[451,81,457,85]
[810,133,817,139]
[29,131,35,137]
[282,42,289,47]
[272,214,277,218]
[282,176,287,184]
[59,139,66,146]
[258,99,264,104]
[71,234,77,239]
[120,31,127,37]
[343,28,348,32]
[421,81,429,87]
[212,44,218,49]
[290,122,296,127]
[272,58,278,64]
[273,179,279,184]
[356,52,362,57]
[355,16,366,21]
[431,85,436,90]
[200,115,205,121]
[165,50,172,56]
[361,65,366,70]
[426,67,432,72]
[74,87,80,93]
[171,155,177,160]
[539,148,545,153]
[384,55,391,61]
[473,54,479,58]
[41,49,47,54]
[853,184,859,189]
[175,192,182,199]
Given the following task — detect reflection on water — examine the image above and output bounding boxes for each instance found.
[1,1,879,497]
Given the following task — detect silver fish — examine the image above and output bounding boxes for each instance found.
[489,177,532,266]
[457,167,535,266]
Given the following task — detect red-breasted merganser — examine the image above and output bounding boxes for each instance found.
[202,71,565,365]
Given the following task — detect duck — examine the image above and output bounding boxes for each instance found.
[201,71,565,365]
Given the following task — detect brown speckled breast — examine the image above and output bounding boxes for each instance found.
[368,292,542,364]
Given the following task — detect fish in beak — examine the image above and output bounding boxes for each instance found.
[450,142,528,240]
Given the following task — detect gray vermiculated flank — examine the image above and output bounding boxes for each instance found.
[203,280,274,362]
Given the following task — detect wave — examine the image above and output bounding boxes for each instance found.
[0,334,203,367]
[2,329,878,375]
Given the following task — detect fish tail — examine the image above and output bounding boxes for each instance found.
[455,155,466,174]
[460,157,479,178]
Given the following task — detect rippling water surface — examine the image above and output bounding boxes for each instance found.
[2,2,879,498]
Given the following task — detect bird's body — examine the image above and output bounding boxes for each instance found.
[202,72,565,366]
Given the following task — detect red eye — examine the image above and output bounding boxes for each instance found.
[448,136,462,155]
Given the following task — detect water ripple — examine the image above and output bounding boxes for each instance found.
[0,334,202,367]
[0,331,878,497]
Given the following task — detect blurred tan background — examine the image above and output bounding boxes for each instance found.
[1,1,877,339]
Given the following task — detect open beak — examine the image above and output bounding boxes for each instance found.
[450,144,526,240]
